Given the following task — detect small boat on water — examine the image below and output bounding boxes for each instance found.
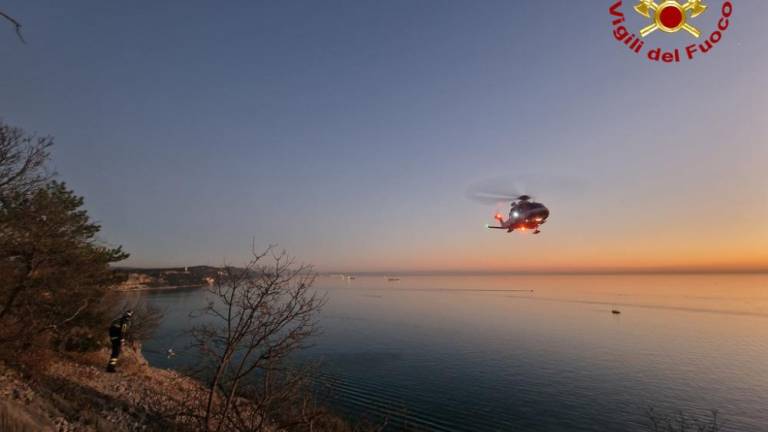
[611,309,621,315]
[387,277,400,282]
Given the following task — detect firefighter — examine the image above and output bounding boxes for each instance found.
[106,310,133,373]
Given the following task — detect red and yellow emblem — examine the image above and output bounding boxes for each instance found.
[634,0,707,37]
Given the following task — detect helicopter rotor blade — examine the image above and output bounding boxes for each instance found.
[466,177,532,204]
[466,173,584,205]
[465,191,526,205]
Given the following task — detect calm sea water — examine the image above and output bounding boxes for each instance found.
[138,274,768,431]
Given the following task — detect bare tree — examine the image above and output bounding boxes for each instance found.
[0,121,52,204]
[187,246,325,432]
[125,300,165,344]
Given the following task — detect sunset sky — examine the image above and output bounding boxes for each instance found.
[2,1,767,272]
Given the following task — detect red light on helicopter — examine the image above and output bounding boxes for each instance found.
[494,213,503,220]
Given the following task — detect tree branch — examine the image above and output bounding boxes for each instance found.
[0,11,25,44]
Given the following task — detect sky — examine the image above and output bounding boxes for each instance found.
[1,1,767,272]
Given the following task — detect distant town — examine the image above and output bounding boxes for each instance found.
[113,266,220,291]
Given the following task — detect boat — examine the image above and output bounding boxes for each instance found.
[611,309,621,314]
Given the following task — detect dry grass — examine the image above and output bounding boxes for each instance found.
[0,400,56,432]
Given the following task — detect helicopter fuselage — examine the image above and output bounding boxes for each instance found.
[489,200,549,233]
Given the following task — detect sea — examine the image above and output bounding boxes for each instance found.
[136,274,768,431]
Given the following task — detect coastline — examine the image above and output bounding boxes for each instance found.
[115,284,205,292]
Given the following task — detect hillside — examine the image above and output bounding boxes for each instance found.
[0,345,203,431]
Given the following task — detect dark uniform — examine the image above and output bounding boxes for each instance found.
[106,311,132,372]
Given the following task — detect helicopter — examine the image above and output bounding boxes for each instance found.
[466,179,551,234]
[486,195,549,234]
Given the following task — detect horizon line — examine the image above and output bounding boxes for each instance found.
[113,264,768,276]
[318,267,768,276]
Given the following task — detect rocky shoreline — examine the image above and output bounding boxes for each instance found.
[0,345,206,431]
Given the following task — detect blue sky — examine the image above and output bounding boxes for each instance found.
[2,1,766,271]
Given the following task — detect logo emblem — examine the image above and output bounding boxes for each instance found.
[610,0,733,63]
[634,0,707,37]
